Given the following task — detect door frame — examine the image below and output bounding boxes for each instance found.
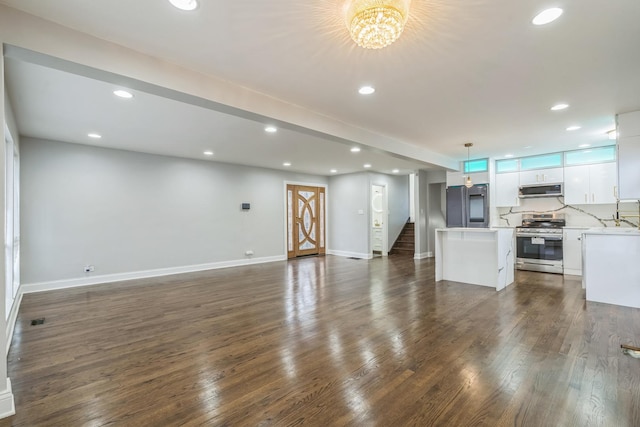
[283,181,328,258]
[370,183,388,256]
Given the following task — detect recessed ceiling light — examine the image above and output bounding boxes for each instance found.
[350,147,361,153]
[358,86,375,95]
[578,143,591,148]
[330,169,338,173]
[524,146,533,149]
[283,162,291,167]
[607,130,617,140]
[551,103,569,111]
[203,150,214,156]
[113,90,133,99]
[265,126,277,133]
[168,0,198,11]
[363,164,372,168]
[392,169,400,173]
[532,8,563,25]
[566,126,581,131]
[504,154,514,158]
[88,133,102,139]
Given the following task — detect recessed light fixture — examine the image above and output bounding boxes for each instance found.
[363,164,372,168]
[265,126,277,133]
[551,103,569,111]
[607,130,617,140]
[566,125,581,131]
[113,90,134,99]
[524,146,533,149]
[358,86,375,95]
[330,169,338,173]
[532,8,563,26]
[283,162,291,167]
[578,143,591,148]
[350,147,361,153]
[392,169,400,173]
[88,133,102,139]
[505,154,514,158]
[168,0,198,11]
[203,150,214,156]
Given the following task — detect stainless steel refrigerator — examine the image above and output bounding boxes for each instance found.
[446,184,490,228]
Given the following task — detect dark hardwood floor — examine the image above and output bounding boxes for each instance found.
[1,255,639,426]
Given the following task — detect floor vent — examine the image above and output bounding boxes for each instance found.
[347,257,361,260]
[30,318,45,326]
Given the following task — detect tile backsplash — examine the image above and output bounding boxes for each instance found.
[496,197,640,228]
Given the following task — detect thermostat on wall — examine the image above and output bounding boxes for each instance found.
[241,203,250,210]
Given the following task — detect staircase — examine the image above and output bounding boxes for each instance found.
[389,222,414,256]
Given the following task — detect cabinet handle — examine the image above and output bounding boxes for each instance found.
[543,174,547,182]
[584,193,587,203]
[592,193,595,203]
[614,186,618,199]
[536,174,539,182]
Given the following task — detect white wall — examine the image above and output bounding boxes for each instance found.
[327,172,409,257]
[327,173,370,257]
[21,138,328,285]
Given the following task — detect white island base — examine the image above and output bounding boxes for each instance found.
[583,229,640,308]
[435,228,515,291]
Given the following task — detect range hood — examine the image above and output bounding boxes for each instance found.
[518,183,563,198]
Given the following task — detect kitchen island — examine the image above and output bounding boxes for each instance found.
[582,228,640,308]
[435,228,515,291]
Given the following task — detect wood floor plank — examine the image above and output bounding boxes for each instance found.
[1,255,639,426]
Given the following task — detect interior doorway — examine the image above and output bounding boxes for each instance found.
[286,185,326,259]
[371,184,388,257]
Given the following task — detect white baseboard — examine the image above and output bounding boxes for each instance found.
[327,250,373,260]
[414,252,433,260]
[21,255,287,294]
[0,378,15,420]
[5,292,23,355]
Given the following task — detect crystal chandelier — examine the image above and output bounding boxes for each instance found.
[346,0,411,49]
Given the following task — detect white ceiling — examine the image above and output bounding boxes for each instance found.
[2,0,640,174]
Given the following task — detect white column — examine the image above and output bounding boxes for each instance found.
[0,43,16,418]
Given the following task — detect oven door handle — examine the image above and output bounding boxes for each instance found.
[516,234,562,240]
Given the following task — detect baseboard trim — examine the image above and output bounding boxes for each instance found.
[0,378,15,420]
[414,252,433,260]
[5,292,23,355]
[327,250,373,260]
[21,255,287,294]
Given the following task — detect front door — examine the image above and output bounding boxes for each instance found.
[287,185,325,258]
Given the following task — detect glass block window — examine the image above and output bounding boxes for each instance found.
[520,153,563,170]
[565,145,616,166]
[463,158,488,173]
[496,159,519,173]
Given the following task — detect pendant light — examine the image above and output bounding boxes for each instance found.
[464,143,473,188]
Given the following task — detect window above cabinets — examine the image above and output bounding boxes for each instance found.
[464,158,488,174]
[520,152,563,170]
[495,145,615,173]
[564,145,616,166]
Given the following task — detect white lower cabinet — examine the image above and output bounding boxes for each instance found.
[564,162,617,205]
[563,228,586,276]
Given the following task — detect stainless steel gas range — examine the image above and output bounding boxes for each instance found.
[515,213,565,274]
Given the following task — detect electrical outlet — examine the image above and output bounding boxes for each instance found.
[245,250,254,256]
[84,265,95,273]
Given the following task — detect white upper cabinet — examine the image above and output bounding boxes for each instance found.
[617,110,640,200]
[564,162,617,205]
[519,167,564,186]
[495,172,520,207]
